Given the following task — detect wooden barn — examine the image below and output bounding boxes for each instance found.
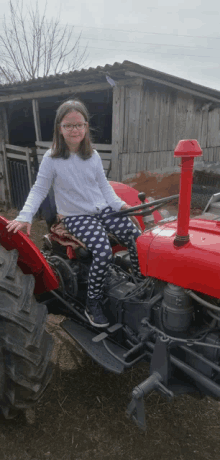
[0,59,220,211]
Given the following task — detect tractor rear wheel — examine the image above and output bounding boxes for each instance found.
[0,244,53,418]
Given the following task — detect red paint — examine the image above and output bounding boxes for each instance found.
[136,139,219,299]
[110,181,162,230]
[174,140,202,242]
[136,217,220,299]
[176,157,194,239]
[0,216,59,295]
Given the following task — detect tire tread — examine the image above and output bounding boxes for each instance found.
[0,245,53,418]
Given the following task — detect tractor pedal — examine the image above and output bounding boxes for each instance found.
[61,319,125,374]
[92,332,108,343]
[107,323,123,334]
[92,323,123,343]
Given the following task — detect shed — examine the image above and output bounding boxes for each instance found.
[1,60,220,210]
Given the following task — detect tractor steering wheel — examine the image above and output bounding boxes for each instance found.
[110,194,179,218]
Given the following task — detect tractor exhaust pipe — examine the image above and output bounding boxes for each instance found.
[174,140,202,246]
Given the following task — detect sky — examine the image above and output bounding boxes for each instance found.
[1,0,220,91]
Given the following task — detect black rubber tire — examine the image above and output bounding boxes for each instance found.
[0,244,53,419]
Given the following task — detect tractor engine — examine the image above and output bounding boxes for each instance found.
[154,283,194,333]
[100,261,220,381]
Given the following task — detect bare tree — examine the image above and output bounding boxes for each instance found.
[0,0,88,84]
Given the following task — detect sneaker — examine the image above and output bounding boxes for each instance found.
[85,297,109,328]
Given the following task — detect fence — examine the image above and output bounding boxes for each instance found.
[0,142,38,211]
[0,141,113,214]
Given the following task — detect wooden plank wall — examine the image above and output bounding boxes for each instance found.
[119,81,220,181]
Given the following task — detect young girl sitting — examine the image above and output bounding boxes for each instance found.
[6,100,142,328]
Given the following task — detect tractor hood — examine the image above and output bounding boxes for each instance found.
[136,217,220,299]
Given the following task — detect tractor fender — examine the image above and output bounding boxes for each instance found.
[110,181,162,231]
[0,216,59,295]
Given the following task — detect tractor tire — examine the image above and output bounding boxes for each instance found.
[0,244,53,419]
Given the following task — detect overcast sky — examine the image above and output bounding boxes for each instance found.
[1,0,220,91]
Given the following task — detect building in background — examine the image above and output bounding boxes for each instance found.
[0,60,220,210]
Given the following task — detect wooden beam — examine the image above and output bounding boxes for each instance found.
[25,147,33,189]
[1,142,12,208]
[32,99,42,141]
[125,71,220,104]
[2,106,9,142]
[4,152,32,161]
[0,78,142,103]
[0,82,109,103]
[5,143,33,154]
[93,143,112,151]
[35,141,52,148]
[111,86,121,181]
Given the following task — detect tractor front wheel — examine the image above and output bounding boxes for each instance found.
[0,244,53,418]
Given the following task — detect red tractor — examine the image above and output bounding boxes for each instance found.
[1,139,220,431]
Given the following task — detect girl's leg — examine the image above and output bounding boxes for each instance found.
[98,207,142,277]
[62,215,113,299]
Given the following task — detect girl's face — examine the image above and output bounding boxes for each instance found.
[59,110,88,151]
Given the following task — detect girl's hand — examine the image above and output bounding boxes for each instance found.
[120,204,142,231]
[6,220,31,236]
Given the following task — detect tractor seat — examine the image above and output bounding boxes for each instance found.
[42,213,122,259]
[40,187,121,259]
[39,187,90,258]
[48,214,87,252]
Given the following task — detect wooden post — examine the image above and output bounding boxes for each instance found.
[0,107,9,210]
[32,99,42,142]
[25,147,33,189]
[2,141,12,209]
[112,86,122,181]
[118,154,122,182]
[2,106,9,143]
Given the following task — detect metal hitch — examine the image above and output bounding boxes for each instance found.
[126,371,174,431]
[126,335,174,430]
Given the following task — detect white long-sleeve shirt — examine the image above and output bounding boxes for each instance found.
[15,149,126,224]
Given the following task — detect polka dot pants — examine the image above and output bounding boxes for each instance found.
[62,206,142,299]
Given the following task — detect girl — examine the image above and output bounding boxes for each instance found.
[6,100,142,328]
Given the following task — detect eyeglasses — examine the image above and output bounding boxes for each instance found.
[61,123,86,131]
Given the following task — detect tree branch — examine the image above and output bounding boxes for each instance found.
[0,0,88,82]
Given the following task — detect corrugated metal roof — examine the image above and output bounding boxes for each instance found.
[1,60,220,101]
[0,61,123,92]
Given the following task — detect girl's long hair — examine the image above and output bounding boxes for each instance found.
[50,100,93,160]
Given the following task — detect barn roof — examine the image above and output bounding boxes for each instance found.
[1,60,220,104]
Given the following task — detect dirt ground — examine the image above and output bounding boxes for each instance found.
[123,170,181,199]
[0,173,218,460]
